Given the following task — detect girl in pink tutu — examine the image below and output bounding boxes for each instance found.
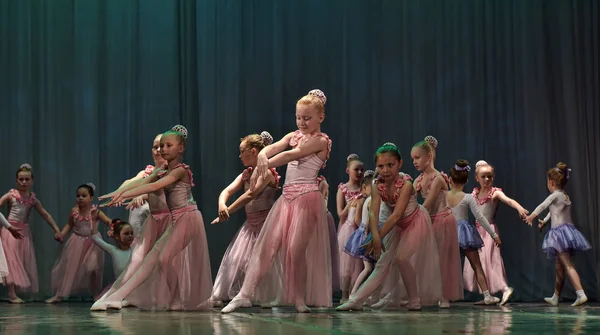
[411,136,461,308]
[209,131,280,307]
[446,160,502,305]
[92,134,171,309]
[121,134,167,239]
[524,162,590,307]
[0,163,62,303]
[93,125,212,311]
[337,154,365,302]
[317,175,340,293]
[46,183,112,303]
[222,89,332,313]
[343,170,376,295]
[336,142,442,312]
[464,160,529,305]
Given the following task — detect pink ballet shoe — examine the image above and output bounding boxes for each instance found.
[336,300,363,311]
[106,300,123,310]
[90,300,108,311]
[295,304,312,313]
[408,299,421,311]
[9,297,25,304]
[212,300,224,308]
[45,296,62,304]
[221,297,252,314]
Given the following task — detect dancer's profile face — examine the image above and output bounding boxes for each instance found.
[152,134,166,165]
[410,147,431,172]
[239,142,258,167]
[295,104,322,135]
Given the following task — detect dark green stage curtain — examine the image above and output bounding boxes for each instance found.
[1,0,598,302]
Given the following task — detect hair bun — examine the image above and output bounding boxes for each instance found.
[86,182,96,191]
[382,142,397,148]
[424,135,438,149]
[172,125,188,138]
[259,131,273,145]
[20,163,32,170]
[455,159,470,168]
[475,160,488,168]
[308,89,327,105]
[347,153,360,162]
[363,170,375,178]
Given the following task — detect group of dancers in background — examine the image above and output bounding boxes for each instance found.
[0,89,592,313]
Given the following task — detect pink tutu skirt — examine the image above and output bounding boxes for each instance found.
[124,206,213,310]
[431,210,463,301]
[327,211,340,292]
[239,185,332,307]
[51,233,104,297]
[350,206,442,306]
[212,209,276,302]
[463,222,507,294]
[1,222,38,292]
[337,210,363,291]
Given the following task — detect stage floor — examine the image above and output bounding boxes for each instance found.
[1,302,599,334]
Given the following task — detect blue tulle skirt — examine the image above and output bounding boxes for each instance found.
[344,223,367,258]
[542,223,591,259]
[457,219,484,250]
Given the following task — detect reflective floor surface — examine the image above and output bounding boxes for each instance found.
[1,302,599,334]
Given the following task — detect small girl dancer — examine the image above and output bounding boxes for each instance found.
[343,170,376,295]
[337,143,442,312]
[121,134,167,238]
[91,219,134,281]
[524,162,590,306]
[0,163,62,303]
[0,213,23,283]
[93,125,213,311]
[464,160,529,305]
[222,89,332,313]
[337,154,365,302]
[411,136,461,308]
[317,175,340,293]
[446,160,502,305]
[210,131,280,306]
[46,183,112,303]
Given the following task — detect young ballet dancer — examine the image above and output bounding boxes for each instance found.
[343,170,376,295]
[0,163,62,303]
[446,160,502,305]
[524,162,590,306]
[93,125,213,311]
[46,183,112,303]
[120,134,167,238]
[91,134,172,310]
[91,219,134,279]
[210,131,280,307]
[221,89,333,313]
[0,212,23,283]
[317,175,340,293]
[336,142,442,312]
[464,160,528,305]
[337,154,365,302]
[411,136,461,308]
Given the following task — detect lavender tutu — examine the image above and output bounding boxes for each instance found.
[344,223,366,258]
[456,219,484,250]
[542,223,591,259]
